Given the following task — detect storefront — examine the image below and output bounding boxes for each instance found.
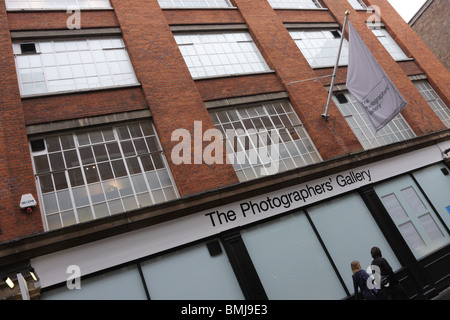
[33,138,450,300]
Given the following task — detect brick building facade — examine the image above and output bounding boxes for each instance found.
[0,0,449,300]
[410,0,450,72]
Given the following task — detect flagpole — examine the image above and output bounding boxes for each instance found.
[322,10,350,121]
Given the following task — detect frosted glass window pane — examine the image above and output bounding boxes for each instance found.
[268,0,321,9]
[419,213,444,242]
[31,121,177,231]
[401,187,427,214]
[370,28,408,61]
[307,193,401,294]
[175,31,269,78]
[210,101,321,182]
[381,194,408,221]
[14,37,137,96]
[41,265,147,300]
[6,0,112,10]
[413,80,450,128]
[333,91,415,149]
[141,241,244,300]
[399,221,425,251]
[290,30,349,68]
[241,213,346,299]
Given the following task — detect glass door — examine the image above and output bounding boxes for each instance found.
[374,175,450,260]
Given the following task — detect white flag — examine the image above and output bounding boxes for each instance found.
[346,21,407,132]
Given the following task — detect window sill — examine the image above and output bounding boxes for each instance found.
[193,70,276,81]
[273,8,328,11]
[161,7,237,10]
[6,8,114,12]
[20,83,142,100]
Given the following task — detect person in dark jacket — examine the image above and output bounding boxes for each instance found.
[351,260,378,300]
[370,246,409,300]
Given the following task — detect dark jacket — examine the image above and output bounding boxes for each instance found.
[371,257,398,284]
[371,257,408,300]
[352,269,377,300]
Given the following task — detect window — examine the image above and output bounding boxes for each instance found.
[375,175,450,259]
[268,0,322,9]
[174,31,270,79]
[140,241,244,299]
[13,37,138,96]
[413,80,450,128]
[30,121,178,231]
[210,101,321,182]
[289,29,349,68]
[370,28,408,61]
[241,212,347,299]
[6,0,112,10]
[347,0,367,10]
[157,0,233,8]
[333,91,415,149]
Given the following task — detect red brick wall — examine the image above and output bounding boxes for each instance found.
[8,10,119,31]
[22,87,147,125]
[163,8,244,25]
[110,0,239,197]
[411,0,449,72]
[0,3,43,242]
[196,73,284,102]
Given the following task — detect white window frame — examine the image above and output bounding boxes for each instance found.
[289,29,349,68]
[333,91,416,150]
[30,121,178,231]
[174,31,270,79]
[369,27,409,61]
[413,80,450,128]
[347,0,367,10]
[13,37,139,97]
[157,0,233,8]
[268,0,322,9]
[5,0,112,10]
[210,100,322,182]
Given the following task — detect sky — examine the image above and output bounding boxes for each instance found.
[387,0,427,22]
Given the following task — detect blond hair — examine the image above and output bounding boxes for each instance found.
[351,260,362,274]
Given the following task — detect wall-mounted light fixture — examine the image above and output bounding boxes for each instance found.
[2,276,15,290]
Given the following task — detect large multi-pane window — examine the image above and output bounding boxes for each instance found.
[13,37,138,96]
[333,91,415,150]
[157,0,233,8]
[30,121,178,231]
[268,0,322,9]
[347,0,367,10]
[174,31,270,79]
[210,101,321,182]
[413,80,450,128]
[289,29,349,68]
[6,0,112,10]
[370,28,409,61]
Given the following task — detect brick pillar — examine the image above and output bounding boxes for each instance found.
[0,2,44,242]
[110,0,239,196]
[323,0,447,135]
[367,0,450,106]
[232,0,363,160]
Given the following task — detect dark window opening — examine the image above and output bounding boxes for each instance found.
[30,139,46,152]
[335,93,348,104]
[331,30,341,39]
[20,43,37,54]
